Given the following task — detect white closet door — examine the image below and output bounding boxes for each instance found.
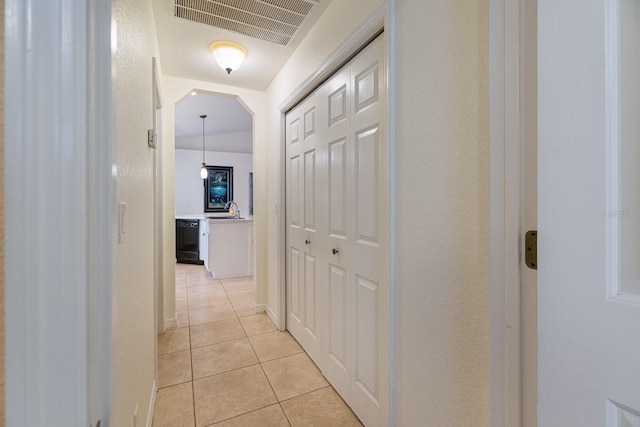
[324,63,353,400]
[285,91,325,365]
[346,35,387,427]
[286,33,387,427]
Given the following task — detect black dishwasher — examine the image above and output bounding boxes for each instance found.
[175,219,204,264]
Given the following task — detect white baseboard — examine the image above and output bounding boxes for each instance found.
[164,315,177,329]
[146,380,157,427]
[261,304,281,331]
[253,302,266,314]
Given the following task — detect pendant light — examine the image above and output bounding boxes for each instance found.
[200,114,208,179]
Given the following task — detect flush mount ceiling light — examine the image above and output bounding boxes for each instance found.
[210,41,247,74]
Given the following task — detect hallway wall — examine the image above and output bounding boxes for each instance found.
[113,0,161,424]
[393,1,490,424]
[266,0,491,425]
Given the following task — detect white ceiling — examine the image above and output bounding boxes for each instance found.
[174,92,253,152]
[175,92,252,138]
[152,0,330,92]
[154,0,331,154]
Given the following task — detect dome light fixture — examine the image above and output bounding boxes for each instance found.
[210,41,247,74]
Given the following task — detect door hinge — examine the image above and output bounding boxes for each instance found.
[525,230,537,270]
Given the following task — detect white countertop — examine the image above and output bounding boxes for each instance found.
[176,214,253,222]
[175,215,204,220]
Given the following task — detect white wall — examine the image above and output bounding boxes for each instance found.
[265,0,491,425]
[175,149,253,216]
[393,1,490,425]
[113,0,160,425]
[160,75,267,323]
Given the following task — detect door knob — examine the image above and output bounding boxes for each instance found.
[332,248,339,255]
[305,239,311,245]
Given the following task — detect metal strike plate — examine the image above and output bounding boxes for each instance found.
[525,230,537,270]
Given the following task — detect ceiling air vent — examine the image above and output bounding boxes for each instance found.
[174,0,320,46]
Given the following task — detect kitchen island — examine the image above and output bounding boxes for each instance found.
[199,217,253,279]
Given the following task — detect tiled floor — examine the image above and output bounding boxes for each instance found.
[152,263,363,427]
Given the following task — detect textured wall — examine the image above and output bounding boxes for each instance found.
[113,0,160,424]
[394,1,491,425]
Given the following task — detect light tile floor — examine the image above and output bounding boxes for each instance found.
[152,263,363,427]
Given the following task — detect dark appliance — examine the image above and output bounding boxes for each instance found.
[176,219,203,264]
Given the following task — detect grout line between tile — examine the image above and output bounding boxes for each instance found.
[279,401,294,427]
[185,268,197,427]
[156,377,193,391]
[203,402,283,427]
[191,359,262,382]
[277,384,333,405]
[190,379,196,427]
[257,352,282,403]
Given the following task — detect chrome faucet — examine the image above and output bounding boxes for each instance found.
[225,201,240,218]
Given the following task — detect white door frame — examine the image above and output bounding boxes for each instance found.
[489,0,526,426]
[5,0,114,425]
[152,56,165,398]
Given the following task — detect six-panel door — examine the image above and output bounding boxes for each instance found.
[285,34,387,427]
[286,90,324,365]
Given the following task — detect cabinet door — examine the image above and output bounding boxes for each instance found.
[199,220,208,265]
[208,222,251,279]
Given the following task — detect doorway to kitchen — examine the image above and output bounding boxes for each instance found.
[173,91,256,313]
